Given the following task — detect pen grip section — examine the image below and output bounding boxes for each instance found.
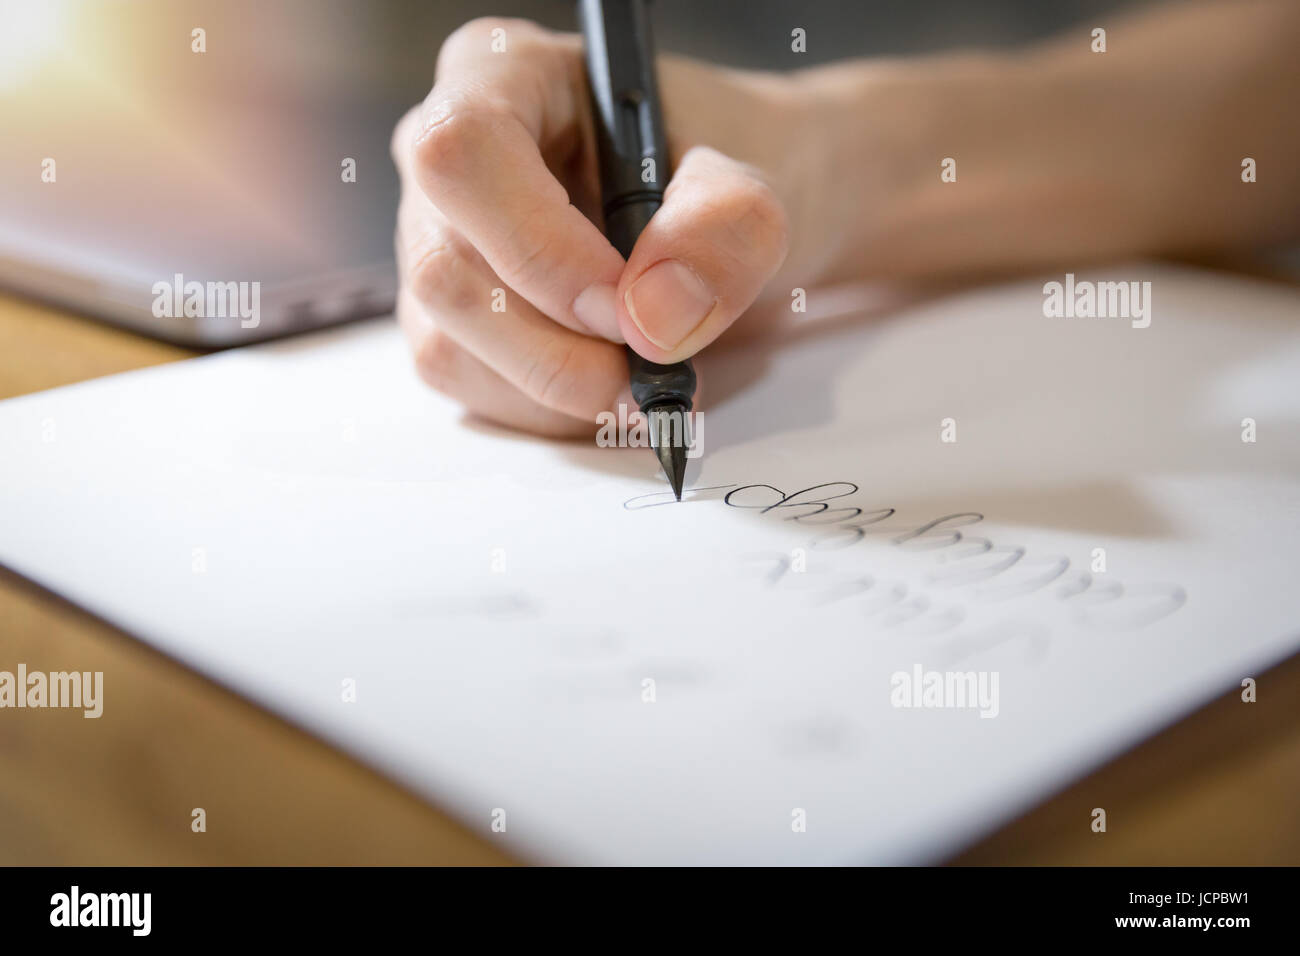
[626,348,696,412]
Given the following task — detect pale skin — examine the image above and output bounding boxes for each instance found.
[392,0,1300,438]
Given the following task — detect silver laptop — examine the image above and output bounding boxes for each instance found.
[0,0,440,347]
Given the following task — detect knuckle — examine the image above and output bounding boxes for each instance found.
[668,148,791,271]
[522,338,583,411]
[498,223,562,290]
[390,106,420,169]
[724,178,790,265]
[676,144,725,169]
[405,235,482,314]
[441,16,533,57]
[413,94,505,182]
[413,329,459,395]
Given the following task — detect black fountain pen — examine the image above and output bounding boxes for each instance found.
[579,0,697,500]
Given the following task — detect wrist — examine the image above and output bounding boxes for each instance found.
[793,52,1048,285]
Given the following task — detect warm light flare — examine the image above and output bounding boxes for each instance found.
[0,0,72,91]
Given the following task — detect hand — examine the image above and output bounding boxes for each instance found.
[391,18,809,437]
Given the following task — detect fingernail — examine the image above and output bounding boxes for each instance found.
[624,260,717,351]
[572,283,623,342]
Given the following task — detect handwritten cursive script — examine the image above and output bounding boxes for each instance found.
[625,481,1187,649]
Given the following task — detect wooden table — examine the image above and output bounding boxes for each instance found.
[1,292,1296,865]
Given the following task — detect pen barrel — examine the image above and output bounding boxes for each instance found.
[603,196,659,264]
[579,0,696,416]
[578,0,669,256]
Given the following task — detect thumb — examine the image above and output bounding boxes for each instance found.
[617,146,790,363]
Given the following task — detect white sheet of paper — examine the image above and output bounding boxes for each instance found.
[2,263,1298,864]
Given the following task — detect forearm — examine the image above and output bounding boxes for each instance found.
[796,0,1300,285]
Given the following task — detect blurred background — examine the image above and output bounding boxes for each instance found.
[0,0,1155,341]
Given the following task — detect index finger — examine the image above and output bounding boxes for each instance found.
[410,18,627,342]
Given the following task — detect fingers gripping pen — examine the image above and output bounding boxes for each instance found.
[578,0,697,499]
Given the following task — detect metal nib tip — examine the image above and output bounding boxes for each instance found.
[647,402,690,501]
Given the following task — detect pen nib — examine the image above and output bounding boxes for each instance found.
[647,402,690,501]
